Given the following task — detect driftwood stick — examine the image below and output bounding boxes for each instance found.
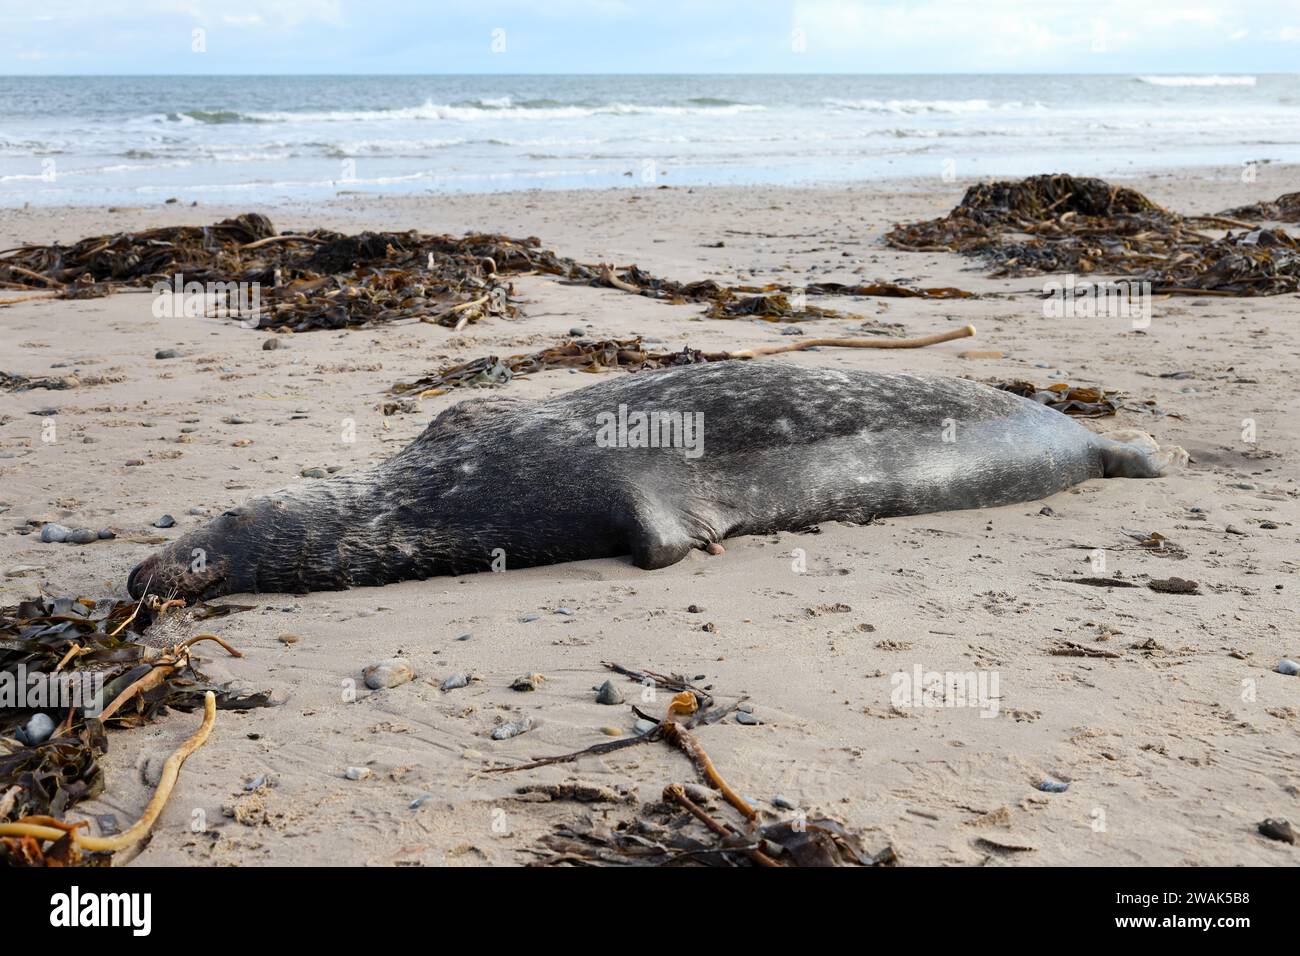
[729,323,976,358]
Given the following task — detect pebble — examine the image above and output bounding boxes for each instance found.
[735,701,754,713]
[568,327,586,336]
[595,679,624,705]
[491,716,534,740]
[455,633,472,641]
[554,607,575,616]
[735,711,761,725]
[300,467,328,478]
[154,349,180,359]
[24,713,56,745]
[68,529,98,544]
[772,794,797,810]
[1258,818,1296,844]
[510,673,543,692]
[344,766,371,781]
[39,523,72,543]
[187,506,208,515]
[683,784,714,803]
[153,514,176,528]
[1276,659,1300,676]
[409,794,433,809]
[277,633,300,645]
[600,726,622,737]
[634,718,658,734]
[97,528,115,540]
[363,658,415,690]
[441,672,469,691]
[262,338,283,351]
[1036,779,1069,793]
[519,613,540,623]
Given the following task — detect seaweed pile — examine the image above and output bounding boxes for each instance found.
[1,215,972,331]
[0,595,268,866]
[492,663,894,867]
[886,174,1300,295]
[1221,191,1300,224]
[992,380,1121,418]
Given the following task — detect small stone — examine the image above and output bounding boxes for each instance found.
[97,528,116,539]
[595,679,624,705]
[68,528,98,545]
[455,633,471,641]
[24,713,56,745]
[155,349,180,360]
[277,633,300,645]
[735,701,754,713]
[735,711,761,725]
[1258,818,1296,844]
[634,718,657,734]
[554,606,575,616]
[491,716,534,740]
[187,506,208,516]
[344,766,371,781]
[363,658,414,690]
[701,622,716,633]
[39,523,72,543]
[683,784,714,803]
[1225,524,1246,535]
[153,514,176,528]
[1036,779,1069,793]
[599,726,622,737]
[1039,506,1056,517]
[568,327,586,337]
[772,794,797,810]
[511,673,543,692]
[262,338,282,351]
[687,604,704,613]
[519,613,540,623]
[300,467,328,478]
[1276,659,1300,676]
[441,672,469,691]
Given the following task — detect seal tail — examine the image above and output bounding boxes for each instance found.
[1097,429,1188,478]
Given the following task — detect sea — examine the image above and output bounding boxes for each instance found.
[1,73,1296,206]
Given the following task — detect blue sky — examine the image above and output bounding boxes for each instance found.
[4,0,1299,74]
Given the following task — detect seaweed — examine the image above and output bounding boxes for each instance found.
[0,595,267,866]
[1,216,974,331]
[1220,191,1300,224]
[886,174,1300,295]
[992,380,1122,417]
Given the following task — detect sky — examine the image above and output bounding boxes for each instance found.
[3,0,1299,74]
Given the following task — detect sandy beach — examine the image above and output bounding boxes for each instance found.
[2,165,1298,866]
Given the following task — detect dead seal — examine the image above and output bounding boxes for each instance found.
[127,361,1182,601]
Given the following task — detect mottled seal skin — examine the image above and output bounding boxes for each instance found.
[127,361,1177,601]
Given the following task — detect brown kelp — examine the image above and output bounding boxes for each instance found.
[391,327,977,399]
[886,174,1300,295]
[1221,191,1300,224]
[0,595,268,866]
[1,215,972,331]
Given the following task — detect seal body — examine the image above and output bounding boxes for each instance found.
[127,361,1171,600]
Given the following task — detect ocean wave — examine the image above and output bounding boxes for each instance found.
[156,99,766,124]
[1136,75,1257,87]
[822,98,1043,114]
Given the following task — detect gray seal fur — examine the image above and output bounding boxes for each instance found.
[127,361,1180,601]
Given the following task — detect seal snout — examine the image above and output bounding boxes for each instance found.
[126,554,157,599]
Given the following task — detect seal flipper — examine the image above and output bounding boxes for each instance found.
[629,527,695,570]
[1099,431,1188,478]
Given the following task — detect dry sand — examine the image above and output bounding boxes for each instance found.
[1,166,1298,866]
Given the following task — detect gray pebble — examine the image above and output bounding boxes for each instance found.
[68,528,98,545]
[1036,779,1069,793]
[772,794,797,810]
[1276,659,1300,676]
[441,672,469,691]
[24,713,56,745]
[568,327,586,336]
[735,701,754,713]
[153,514,176,528]
[363,658,415,690]
[40,523,72,543]
[735,711,761,725]
[187,506,208,516]
[519,613,540,623]
[344,766,371,780]
[262,338,283,351]
[683,784,714,803]
[595,679,624,705]
[634,718,658,735]
[97,528,115,539]
[491,716,534,740]
[155,349,180,360]
[300,467,328,478]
